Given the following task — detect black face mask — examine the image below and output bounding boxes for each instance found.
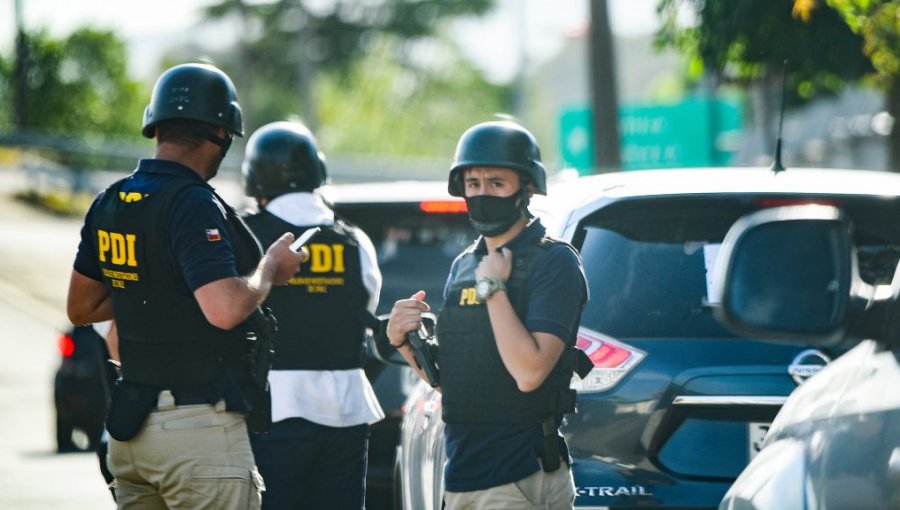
[464,191,525,237]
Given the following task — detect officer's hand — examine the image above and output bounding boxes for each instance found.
[266,232,307,285]
[475,247,513,282]
[387,290,430,347]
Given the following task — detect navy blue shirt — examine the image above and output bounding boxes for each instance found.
[74,159,241,291]
[441,219,588,492]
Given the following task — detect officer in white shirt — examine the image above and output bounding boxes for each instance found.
[241,121,384,510]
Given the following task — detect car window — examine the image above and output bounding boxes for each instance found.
[578,224,735,339]
[574,195,900,340]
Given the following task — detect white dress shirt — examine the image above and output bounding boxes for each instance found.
[264,192,385,427]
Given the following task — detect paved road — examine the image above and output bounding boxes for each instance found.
[0,162,254,508]
[0,163,248,327]
[0,165,112,508]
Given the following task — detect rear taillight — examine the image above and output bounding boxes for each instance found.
[58,334,75,358]
[755,198,843,208]
[571,327,645,393]
[419,200,467,214]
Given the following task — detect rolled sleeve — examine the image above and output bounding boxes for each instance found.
[73,195,104,281]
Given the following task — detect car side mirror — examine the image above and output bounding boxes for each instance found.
[713,205,864,347]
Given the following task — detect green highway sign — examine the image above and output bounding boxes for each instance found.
[559,98,743,173]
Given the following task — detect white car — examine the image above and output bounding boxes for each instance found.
[716,204,900,510]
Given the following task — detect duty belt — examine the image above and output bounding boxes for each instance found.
[156,388,215,409]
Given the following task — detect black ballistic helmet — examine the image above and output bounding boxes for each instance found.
[141,63,244,138]
[242,121,328,197]
[448,120,547,197]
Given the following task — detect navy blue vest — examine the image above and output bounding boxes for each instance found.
[437,236,579,424]
[243,211,368,370]
[91,174,261,388]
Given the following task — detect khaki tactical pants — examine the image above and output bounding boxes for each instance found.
[108,394,264,510]
[443,460,575,510]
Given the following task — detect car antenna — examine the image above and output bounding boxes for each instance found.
[770,60,788,173]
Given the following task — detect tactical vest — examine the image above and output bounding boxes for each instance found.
[243,211,368,370]
[438,236,581,424]
[91,173,262,387]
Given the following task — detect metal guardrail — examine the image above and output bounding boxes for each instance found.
[20,155,123,198]
[0,130,152,161]
[2,129,453,202]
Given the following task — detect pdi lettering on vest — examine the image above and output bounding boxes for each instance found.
[308,243,345,273]
[459,287,479,306]
[118,191,144,203]
[97,229,138,267]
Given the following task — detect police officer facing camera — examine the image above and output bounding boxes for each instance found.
[241,121,384,510]
[387,120,589,510]
[67,63,305,510]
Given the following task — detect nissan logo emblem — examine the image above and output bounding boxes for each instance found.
[788,349,831,385]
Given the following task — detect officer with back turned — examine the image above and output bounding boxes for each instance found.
[66,63,305,509]
[241,121,384,510]
[387,120,589,510]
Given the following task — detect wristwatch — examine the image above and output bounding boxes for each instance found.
[475,277,506,301]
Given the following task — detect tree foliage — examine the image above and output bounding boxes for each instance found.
[823,0,900,168]
[823,0,900,89]
[316,36,509,158]
[197,0,496,136]
[656,0,873,101]
[657,0,900,168]
[0,54,10,128]
[1,28,147,137]
[203,0,493,73]
[0,28,150,170]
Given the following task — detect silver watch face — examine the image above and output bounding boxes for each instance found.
[476,280,491,300]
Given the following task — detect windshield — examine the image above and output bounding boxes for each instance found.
[578,225,735,339]
[360,217,474,315]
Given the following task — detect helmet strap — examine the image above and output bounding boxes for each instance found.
[519,185,533,219]
[204,132,233,162]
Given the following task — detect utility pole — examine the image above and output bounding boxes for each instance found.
[588,0,622,172]
[296,19,318,132]
[13,0,28,130]
[511,1,528,119]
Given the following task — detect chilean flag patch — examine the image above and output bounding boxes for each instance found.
[206,229,222,242]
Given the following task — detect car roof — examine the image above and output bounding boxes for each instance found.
[539,167,900,235]
[554,167,900,201]
[319,180,459,205]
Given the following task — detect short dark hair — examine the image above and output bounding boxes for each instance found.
[155,119,219,148]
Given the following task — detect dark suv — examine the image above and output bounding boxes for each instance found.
[392,167,900,509]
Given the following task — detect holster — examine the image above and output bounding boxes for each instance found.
[105,380,159,441]
[245,386,272,434]
[243,306,278,433]
[540,416,561,472]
